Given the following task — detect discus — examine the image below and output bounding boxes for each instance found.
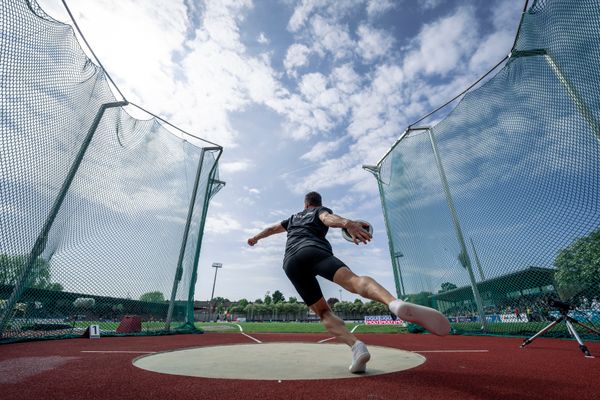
[341,220,373,242]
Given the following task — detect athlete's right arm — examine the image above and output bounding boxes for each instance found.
[247,223,286,246]
[319,212,372,244]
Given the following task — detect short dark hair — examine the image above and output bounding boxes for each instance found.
[304,191,322,207]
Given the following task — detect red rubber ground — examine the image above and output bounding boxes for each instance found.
[1,332,598,400]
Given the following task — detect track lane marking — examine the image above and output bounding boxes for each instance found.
[317,324,359,343]
[81,351,156,354]
[317,337,335,343]
[413,350,489,353]
[234,323,263,344]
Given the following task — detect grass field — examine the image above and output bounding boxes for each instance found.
[62,320,597,339]
[194,321,408,334]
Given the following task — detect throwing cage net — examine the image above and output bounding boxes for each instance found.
[0,0,224,343]
[370,0,600,336]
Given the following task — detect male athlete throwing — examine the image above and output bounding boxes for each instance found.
[247,191,450,373]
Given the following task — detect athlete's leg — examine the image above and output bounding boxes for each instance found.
[285,249,375,372]
[333,266,451,336]
[333,266,395,305]
[310,297,356,346]
[310,297,370,373]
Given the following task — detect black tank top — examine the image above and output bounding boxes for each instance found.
[281,206,333,260]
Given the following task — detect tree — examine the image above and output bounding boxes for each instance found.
[264,292,272,305]
[43,282,64,291]
[238,298,249,308]
[438,282,458,293]
[294,302,308,319]
[554,228,600,298]
[275,302,287,319]
[333,301,353,316]
[327,297,339,308]
[272,290,285,304]
[139,291,165,303]
[364,301,387,315]
[288,296,298,303]
[73,297,95,309]
[351,299,364,315]
[0,254,63,291]
[212,296,229,306]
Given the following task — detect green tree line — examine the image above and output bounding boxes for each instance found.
[0,254,63,291]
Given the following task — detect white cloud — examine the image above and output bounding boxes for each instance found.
[357,24,394,62]
[284,43,311,75]
[205,214,242,234]
[310,15,354,60]
[469,1,521,72]
[288,0,321,32]
[491,0,522,31]
[300,138,344,161]
[257,32,269,44]
[421,0,444,11]
[331,63,362,94]
[403,6,478,78]
[299,72,328,98]
[220,159,253,173]
[366,0,396,17]
[468,30,514,72]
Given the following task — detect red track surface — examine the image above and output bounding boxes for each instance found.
[1,332,599,400]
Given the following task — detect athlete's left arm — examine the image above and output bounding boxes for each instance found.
[247,222,286,246]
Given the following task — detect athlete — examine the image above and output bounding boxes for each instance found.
[247,191,450,373]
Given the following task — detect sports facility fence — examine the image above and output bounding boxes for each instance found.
[367,0,600,337]
[0,0,223,343]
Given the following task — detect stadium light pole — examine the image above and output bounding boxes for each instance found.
[209,262,222,321]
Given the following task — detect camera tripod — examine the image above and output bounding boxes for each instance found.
[520,302,600,358]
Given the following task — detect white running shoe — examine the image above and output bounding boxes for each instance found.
[389,300,451,336]
[349,340,371,373]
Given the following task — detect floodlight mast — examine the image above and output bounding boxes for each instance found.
[209,263,223,321]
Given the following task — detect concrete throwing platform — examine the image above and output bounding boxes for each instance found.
[133,342,426,380]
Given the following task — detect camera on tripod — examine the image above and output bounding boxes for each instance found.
[520,296,599,358]
[547,298,573,312]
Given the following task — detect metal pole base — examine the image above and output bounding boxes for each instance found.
[520,312,599,358]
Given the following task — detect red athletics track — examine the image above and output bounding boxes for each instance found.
[1,332,598,400]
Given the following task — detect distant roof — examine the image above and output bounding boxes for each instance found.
[433,267,555,303]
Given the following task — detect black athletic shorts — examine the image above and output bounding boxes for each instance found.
[283,246,346,307]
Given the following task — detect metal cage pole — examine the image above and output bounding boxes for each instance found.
[427,128,489,331]
[470,238,486,281]
[544,53,600,143]
[0,101,128,337]
[510,49,600,143]
[363,165,403,298]
[185,148,223,326]
[165,148,207,331]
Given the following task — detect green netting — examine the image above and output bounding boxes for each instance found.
[0,0,223,343]
[372,0,600,338]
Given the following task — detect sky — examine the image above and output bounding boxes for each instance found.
[34,0,524,304]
